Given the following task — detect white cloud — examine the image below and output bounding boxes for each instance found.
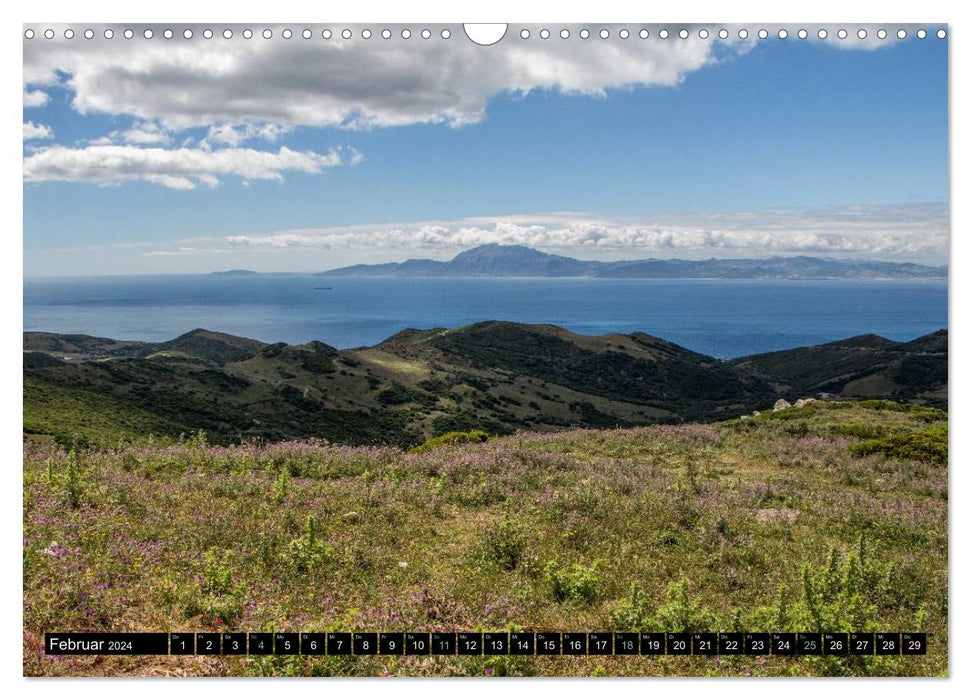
[23,25,749,131]
[143,246,228,257]
[117,121,172,145]
[206,122,287,146]
[23,121,54,140]
[224,203,948,261]
[85,121,173,146]
[23,144,361,189]
[23,89,50,108]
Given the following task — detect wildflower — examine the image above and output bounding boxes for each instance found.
[485,667,494,676]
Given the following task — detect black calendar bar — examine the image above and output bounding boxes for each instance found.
[42,631,927,656]
[45,633,168,655]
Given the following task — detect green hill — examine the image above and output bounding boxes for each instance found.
[23,324,946,448]
[729,330,947,406]
[157,329,267,364]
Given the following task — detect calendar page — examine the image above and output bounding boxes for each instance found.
[22,21,948,678]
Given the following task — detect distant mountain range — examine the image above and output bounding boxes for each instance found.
[24,322,946,449]
[321,244,947,280]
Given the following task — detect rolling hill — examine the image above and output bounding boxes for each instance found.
[23,324,947,448]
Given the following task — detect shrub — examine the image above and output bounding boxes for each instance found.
[273,466,290,505]
[377,383,423,405]
[286,515,332,574]
[850,425,947,466]
[610,582,651,630]
[652,577,716,632]
[409,430,490,454]
[480,517,527,570]
[545,561,601,603]
[201,547,236,596]
[65,449,86,509]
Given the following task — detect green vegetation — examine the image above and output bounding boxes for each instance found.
[23,376,180,448]
[23,325,946,449]
[729,330,946,408]
[409,430,490,455]
[850,425,948,466]
[23,400,947,677]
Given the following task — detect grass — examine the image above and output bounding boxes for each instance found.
[22,401,947,677]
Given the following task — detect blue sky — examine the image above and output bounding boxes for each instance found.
[23,26,948,275]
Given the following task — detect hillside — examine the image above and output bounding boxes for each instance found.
[323,244,947,280]
[23,324,947,448]
[729,331,947,406]
[23,401,948,676]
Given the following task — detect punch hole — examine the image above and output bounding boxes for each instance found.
[463,24,503,45]
[64,29,74,39]
[937,29,946,39]
[163,29,173,39]
[619,29,629,39]
[85,28,95,39]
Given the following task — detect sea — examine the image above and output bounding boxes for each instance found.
[22,275,948,360]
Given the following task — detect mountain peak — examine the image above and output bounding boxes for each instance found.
[452,244,555,262]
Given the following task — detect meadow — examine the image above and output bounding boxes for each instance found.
[22,400,947,677]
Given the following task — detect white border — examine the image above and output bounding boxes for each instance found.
[4,1,964,699]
